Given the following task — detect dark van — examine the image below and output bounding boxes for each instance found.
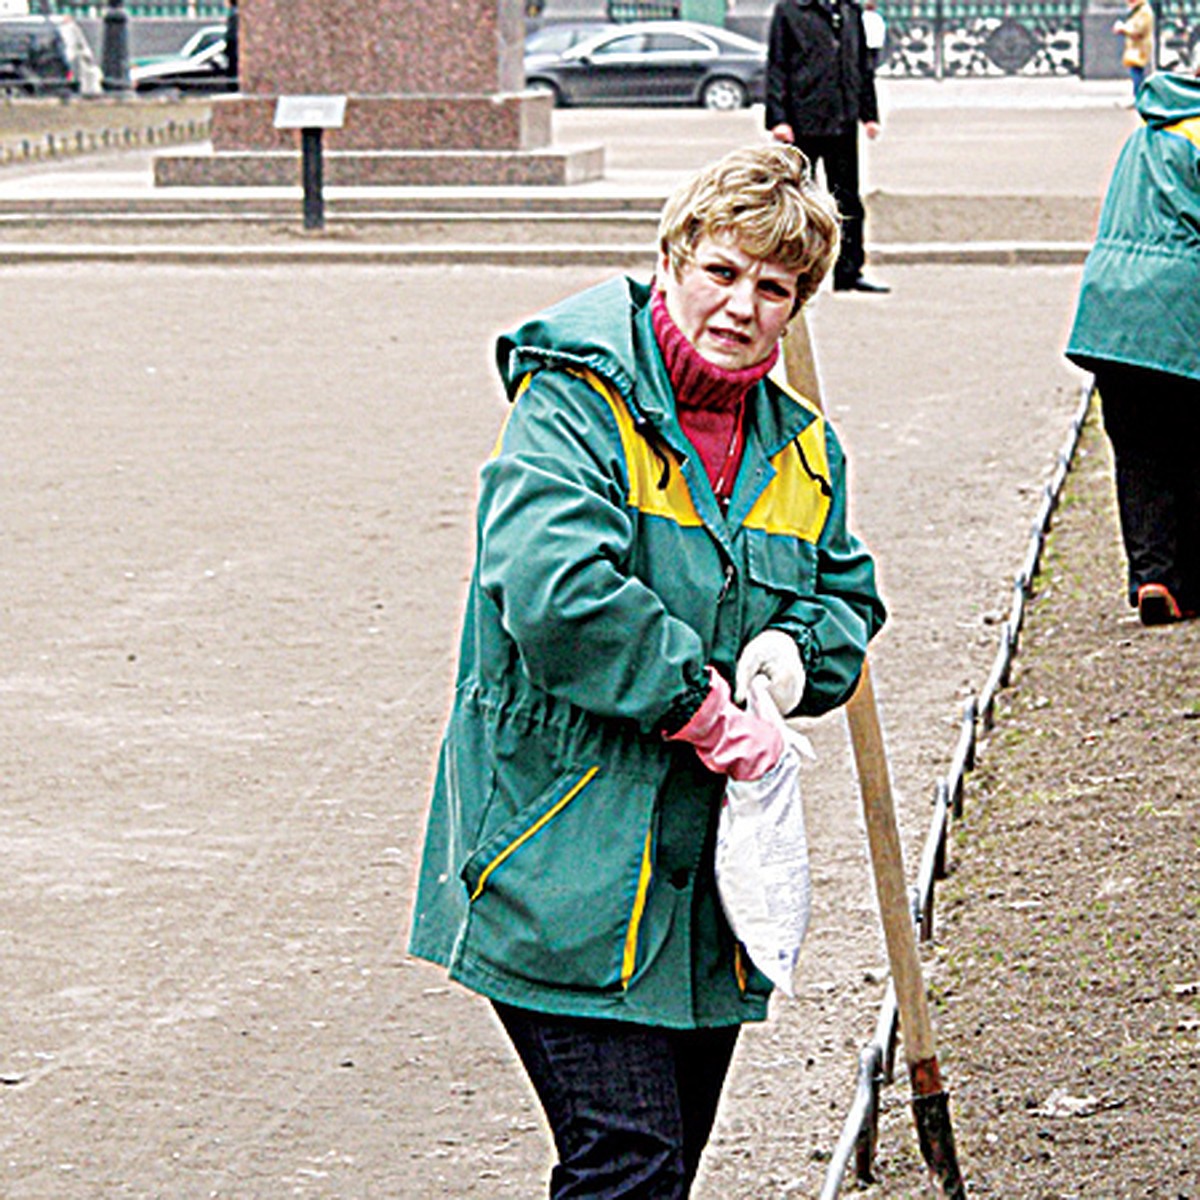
[0,14,101,96]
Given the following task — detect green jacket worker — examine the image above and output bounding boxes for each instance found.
[409,144,885,1198]
[1066,71,1200,625]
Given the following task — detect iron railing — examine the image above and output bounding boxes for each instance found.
[1156,0,1200,69]
[607,1,680,18]
[875,0,1200,76]
[876,0,1083,76]
[42,2,227,18]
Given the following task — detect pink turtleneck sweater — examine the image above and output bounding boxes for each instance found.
[650,287,779,508]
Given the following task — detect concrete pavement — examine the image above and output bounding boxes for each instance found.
[0,77,1139,263]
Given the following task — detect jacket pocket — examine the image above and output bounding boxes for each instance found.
[743,532,819,633]
[461,765,658,992]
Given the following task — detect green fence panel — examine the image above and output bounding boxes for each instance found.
[876,0,1082,75]
[45,2,227,17]
[1156,0,1200,70]
[680,0,726,24]
[608,1,680,19]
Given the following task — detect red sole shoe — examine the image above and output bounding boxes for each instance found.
[1137,582,1185,626]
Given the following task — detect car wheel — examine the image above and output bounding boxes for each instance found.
[526,77,564,107]
[701,77,747,111]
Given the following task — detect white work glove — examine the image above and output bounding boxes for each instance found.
[735,629,806,715]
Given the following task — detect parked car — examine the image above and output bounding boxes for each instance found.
[0,13,101,96]
[524,21,615,58]
[524,20,766,110]
[131,23,233,94]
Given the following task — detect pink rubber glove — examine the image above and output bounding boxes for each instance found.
[665,668,784,781]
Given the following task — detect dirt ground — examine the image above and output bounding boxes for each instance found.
[4,84,1190,1200]
[0,256,1125,1200]
[869,408,1200,1199]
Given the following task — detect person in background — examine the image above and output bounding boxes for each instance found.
[766,0,889,294]
[408,143,885,1198]
[862,0,887,72]
[1065,69,1200,626]
[1113,0,1154,101]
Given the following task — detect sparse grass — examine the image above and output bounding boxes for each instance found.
[916,405,1200,1192]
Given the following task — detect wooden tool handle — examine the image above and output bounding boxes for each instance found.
[846,662,938,1068]
[780,319,940,1073]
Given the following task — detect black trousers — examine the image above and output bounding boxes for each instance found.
[794,129,866,285]
[1095,363,1200,610]
[492,1001,740,1199]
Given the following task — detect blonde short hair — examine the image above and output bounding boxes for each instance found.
[657,143,841,312]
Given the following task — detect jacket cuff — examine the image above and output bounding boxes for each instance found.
[658,673,715,738]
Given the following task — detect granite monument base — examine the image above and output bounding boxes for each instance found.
[154,145,606,187]
[155,91,605,188]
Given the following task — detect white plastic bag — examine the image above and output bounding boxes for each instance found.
[714,678,814,997]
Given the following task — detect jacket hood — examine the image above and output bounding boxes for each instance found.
[495,274,823,458]
[1136,70,1200,126]
[495,276,649,407]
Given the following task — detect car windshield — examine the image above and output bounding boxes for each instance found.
[569,23,763,61]
[180,26,224,58]
[525,24,609,56]
[589,34,648,57]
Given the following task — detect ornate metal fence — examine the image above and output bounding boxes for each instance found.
[876,0,1200,77]
[607,1,681,17]
[1157,0,1200,70]
[876,0,1083,76]
[42,2,227,17]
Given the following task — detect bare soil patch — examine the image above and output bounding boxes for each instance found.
[3,261,1158,1200]
[868,404,1200,1197]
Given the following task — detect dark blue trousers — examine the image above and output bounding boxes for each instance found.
[492,1002,740,1199]
[793,129,866,286]
[1096,363,1200,611]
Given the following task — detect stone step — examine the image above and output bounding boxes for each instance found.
[0,193,662,215]
[0,192,1101,244]
[0,241,1091,267]
[0,211,661,245]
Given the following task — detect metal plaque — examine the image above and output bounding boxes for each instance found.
[273,95,347,130]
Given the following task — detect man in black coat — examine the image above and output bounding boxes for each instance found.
[766,0,889,293]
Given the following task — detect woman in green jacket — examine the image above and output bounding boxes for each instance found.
[409,143,886,1197]
[1066,70,1200,625]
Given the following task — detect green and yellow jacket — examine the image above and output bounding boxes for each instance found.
[408,277,885,1028]
[1067,71,1200,384]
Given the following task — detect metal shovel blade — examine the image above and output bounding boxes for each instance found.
[913,1089,967,1200]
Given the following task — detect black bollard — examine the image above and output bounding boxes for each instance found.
[101,0,132,96]
[301,127,324,230]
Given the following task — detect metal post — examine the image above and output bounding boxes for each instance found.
[301,127,325,230]
[101,0,131,96]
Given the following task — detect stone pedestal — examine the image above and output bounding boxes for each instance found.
[155,0,604,188]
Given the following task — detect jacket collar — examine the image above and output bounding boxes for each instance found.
[496,273,820,459]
